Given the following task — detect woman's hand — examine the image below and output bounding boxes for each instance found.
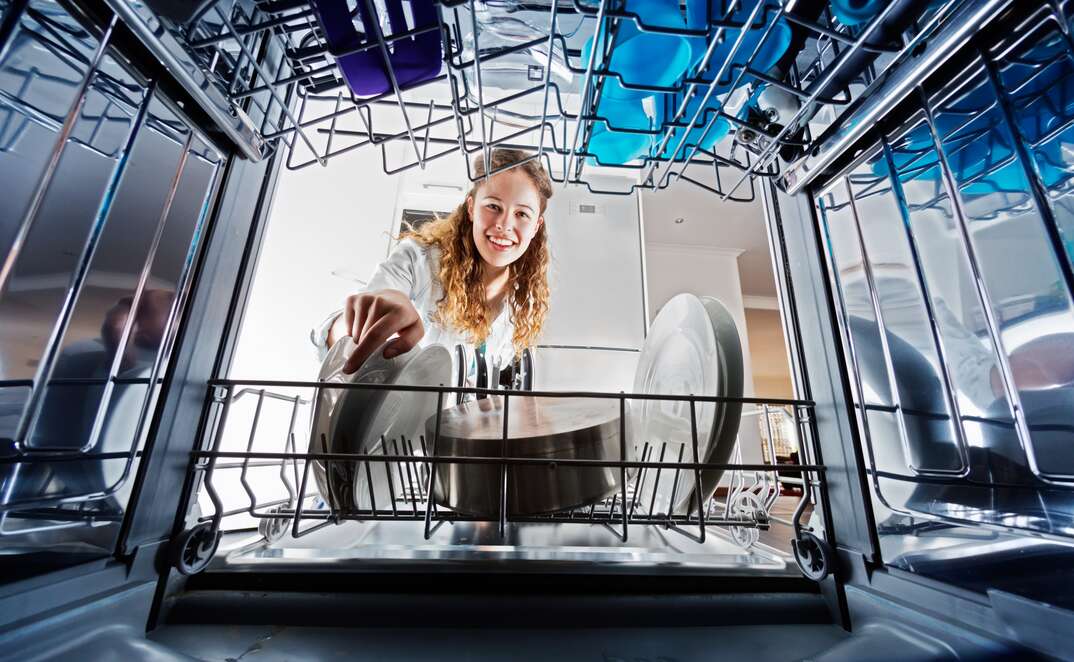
[330,289,424,374]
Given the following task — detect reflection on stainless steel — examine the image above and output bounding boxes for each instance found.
[224,519,791,574]
[814,25,1074,551]
[429,395,622,517]
[0,4,223,553]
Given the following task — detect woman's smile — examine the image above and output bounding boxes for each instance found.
[486,233,517,251]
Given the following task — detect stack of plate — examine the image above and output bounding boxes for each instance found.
[629,293,744,517]
[309,338,452,513]
[426,395,623,517]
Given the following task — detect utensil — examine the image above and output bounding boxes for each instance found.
[629,294,743,517]
[427,395,624,517]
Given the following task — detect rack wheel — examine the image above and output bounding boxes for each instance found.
[172,522,220,575]
[258,505,291,544]
[729,492,763,549]
[792,531,832,581]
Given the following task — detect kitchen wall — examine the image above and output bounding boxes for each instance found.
[744,305,794,399]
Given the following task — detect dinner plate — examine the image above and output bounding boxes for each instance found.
[321,341,452,513]
[308,337,355,510]
[629,294,743,517]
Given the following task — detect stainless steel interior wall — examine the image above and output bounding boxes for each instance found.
[813,5,1074,607]
[0,0,222,570]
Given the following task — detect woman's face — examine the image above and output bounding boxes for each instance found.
[468,167,544,269]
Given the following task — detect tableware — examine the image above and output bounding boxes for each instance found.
[311,0,443,97]
[629,294,743,516]
[308,338,451,512]
[427,395,623,516]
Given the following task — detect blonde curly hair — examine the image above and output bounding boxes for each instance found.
[400,149,553,356]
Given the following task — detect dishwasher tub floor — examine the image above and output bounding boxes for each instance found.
[214,518,793,574]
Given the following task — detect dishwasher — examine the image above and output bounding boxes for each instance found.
[1,0,1072,659]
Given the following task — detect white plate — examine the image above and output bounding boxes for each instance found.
[309,339,452,512]
[629,294,743,516]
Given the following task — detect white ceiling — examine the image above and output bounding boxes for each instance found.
[640,179,777,297]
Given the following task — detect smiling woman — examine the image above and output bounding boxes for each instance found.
[313,148,553,383]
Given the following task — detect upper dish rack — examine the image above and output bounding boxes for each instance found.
[107,0,968,198]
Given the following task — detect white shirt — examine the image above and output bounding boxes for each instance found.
[311,239,516,385]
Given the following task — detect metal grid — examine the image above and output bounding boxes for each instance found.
[126,0,967,197]
[812,0,1074,544]
[182,380,827,564]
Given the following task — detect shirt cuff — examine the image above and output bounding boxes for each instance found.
[310,309,343,363]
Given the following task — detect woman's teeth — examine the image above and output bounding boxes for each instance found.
[487,235,516,249]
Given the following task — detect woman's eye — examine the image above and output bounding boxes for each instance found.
[486,203,500,212]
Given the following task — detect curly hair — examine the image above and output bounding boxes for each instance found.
[400,149,553,356]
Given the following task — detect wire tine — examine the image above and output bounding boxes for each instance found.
[466,0,491,178]
[380,436,397,517]
[630,443,651,517]
[424,391,445,539]
[564,0,611,185]
[238,390,266,517]
[535,0,560,160]
[219,11,324,166]
[688,399,705,543]
[359,0,424,167]
[498,391,510,538]
[291,442,315,537]
[648,443,667,517]
[402,437,419,514]
[364,456,378,519]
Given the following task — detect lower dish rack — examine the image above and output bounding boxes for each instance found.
[172,379,834,578]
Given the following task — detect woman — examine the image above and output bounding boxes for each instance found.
[313,148,553,383]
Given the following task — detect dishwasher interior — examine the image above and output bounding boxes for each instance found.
[1,0,1073,659]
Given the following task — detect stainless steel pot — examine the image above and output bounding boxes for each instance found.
[425,396,625,517]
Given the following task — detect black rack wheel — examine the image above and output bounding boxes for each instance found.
[792,531,833,582]
[172,522,220,575]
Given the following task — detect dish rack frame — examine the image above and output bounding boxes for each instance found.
[103,0,974,198]
[173,379,833,577]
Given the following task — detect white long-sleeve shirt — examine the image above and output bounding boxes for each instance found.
[311,238,516,385]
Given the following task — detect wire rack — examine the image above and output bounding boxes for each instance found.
[169,379,830,574]
[123,0,967,198]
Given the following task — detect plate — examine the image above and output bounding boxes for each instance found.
[308,337,356,509]
[629,294,743,516]
[428,395,623,516]
[323,341,452,513]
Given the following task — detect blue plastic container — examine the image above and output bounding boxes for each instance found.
[654,91,732,160]
[685,0,791,88]
[583,0,692,93]
[829,0,886,26]
[588,123,652,165]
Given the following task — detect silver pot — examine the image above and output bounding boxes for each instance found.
[425,396,625,517]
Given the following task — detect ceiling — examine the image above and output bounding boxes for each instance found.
[640,179,777,298]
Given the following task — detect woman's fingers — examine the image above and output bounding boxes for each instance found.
[338,289,423,374]
[343,313,398,374]
[382,318,423,359]
[350,295,373,340]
